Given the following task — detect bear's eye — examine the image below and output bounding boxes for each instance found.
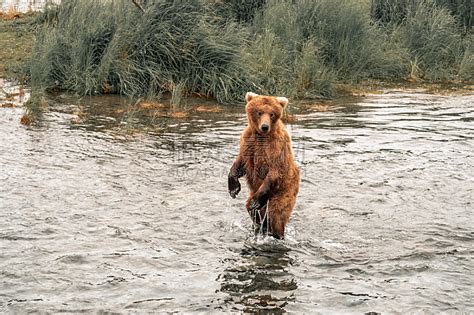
[258,112,262,116]
[270,113,275,118]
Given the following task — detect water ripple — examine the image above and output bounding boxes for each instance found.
[0,91,473,313]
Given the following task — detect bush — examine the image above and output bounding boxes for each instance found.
[247,0,406,89]
[371,0,412,25]
[393,0,465,80]
[372,0,472,30]
[30,0,252,103]
[115,0,253,102]
[214,0,266,24]
[459,34,474,81]
[242,29,336,98]
[31,0,129,95]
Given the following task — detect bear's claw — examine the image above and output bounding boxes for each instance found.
[229,187,240,198]
[228,176,241,198]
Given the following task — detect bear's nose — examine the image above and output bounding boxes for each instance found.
[261,124,269,132]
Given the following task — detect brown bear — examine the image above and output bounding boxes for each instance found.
[228,92,300,239]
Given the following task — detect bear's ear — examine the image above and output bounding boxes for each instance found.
[276,96,289,108]
[245,92,258,103]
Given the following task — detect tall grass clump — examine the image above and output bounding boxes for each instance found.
[30,0,252,103]
[372,0,472,31]
[459,34,474,81]
[242,19,336,98]
[392,0,467,80]
[113,0,252,102]
[244,0,407,98]
[30,0,121,95]
[371,0,412,25]
[436,0,472,31]
[213,0,267,24]
[292,0,406,78]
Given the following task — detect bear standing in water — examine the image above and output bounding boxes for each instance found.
[228,92,300,239]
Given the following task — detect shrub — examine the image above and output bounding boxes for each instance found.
[393,0,465,80]
[30,0,252,103]
[247,0,406,86]
[459,34,474,81]
[213,0,266,24]
[31,0,126,94]
[372,0,472,30]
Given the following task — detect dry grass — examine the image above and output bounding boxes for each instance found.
[137,101,167,110]
[304,102,331,112]
[20,114,32,125]
[169,111,189,119]
[0,6,24,21]
[195,105,222,113]
[21,92,48,125]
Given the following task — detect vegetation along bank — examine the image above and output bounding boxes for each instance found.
[2,0,473,105]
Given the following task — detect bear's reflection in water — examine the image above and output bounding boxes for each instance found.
[217,242,297,313]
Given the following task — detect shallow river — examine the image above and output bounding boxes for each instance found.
[0,86,473,313]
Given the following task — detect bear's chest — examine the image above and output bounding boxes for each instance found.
[243,139,271,180]
[251,158,269,180]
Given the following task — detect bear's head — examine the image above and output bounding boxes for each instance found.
[245,92,288,135]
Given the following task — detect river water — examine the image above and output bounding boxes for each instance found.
[0,85,473,313]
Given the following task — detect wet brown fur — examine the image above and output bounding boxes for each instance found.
[228,94,300,239]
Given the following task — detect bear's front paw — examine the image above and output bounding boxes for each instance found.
[249,193,269,211]
[249,199,261,211]
[228,177,241,199]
